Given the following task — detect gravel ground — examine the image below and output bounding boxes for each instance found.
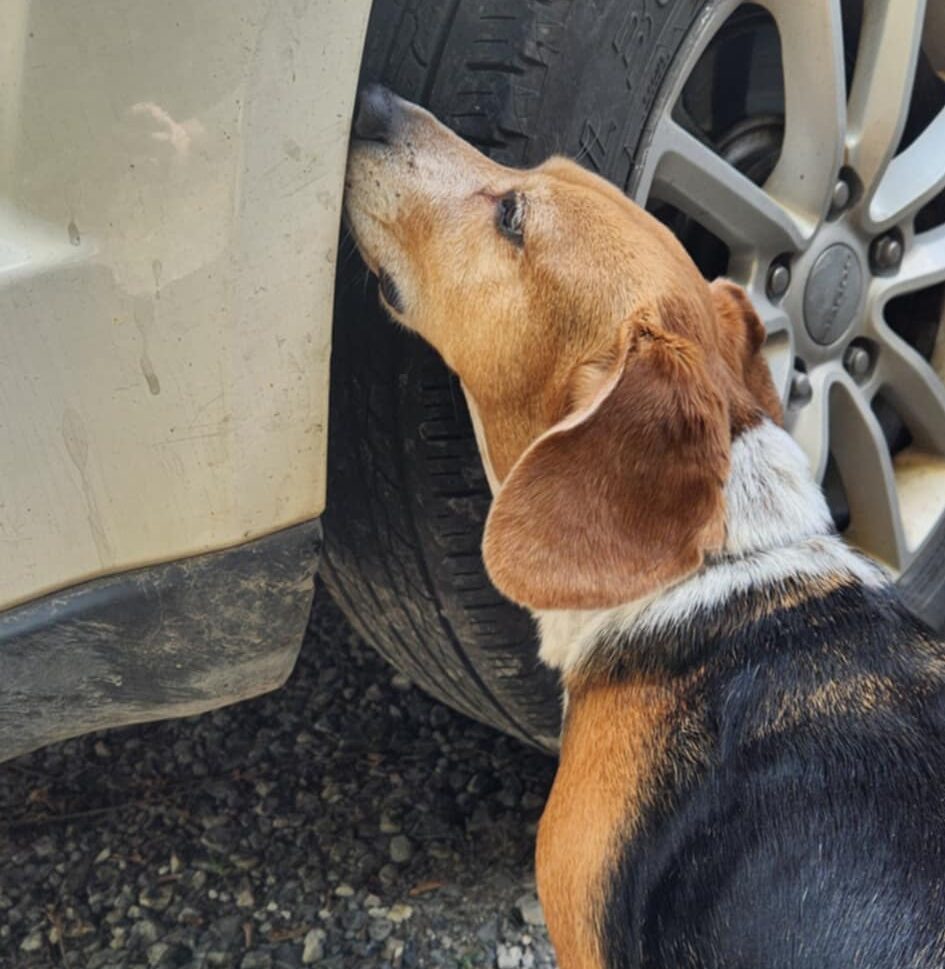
[0,590,559,969]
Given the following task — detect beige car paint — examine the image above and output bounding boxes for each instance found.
[0,0,371,609]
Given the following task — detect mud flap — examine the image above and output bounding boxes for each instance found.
[0,520,321,762]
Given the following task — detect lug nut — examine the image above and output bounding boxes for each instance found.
[830,177,851,215]
[789,370,813,408]
[871,235,903,273]
[767,262,791,299]
[844,345,871,379]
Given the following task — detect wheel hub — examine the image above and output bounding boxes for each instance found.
[802,243,865,346]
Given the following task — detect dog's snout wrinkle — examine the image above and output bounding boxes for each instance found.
[353,83,398,144]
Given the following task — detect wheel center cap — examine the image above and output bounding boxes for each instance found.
[803,243,864,346]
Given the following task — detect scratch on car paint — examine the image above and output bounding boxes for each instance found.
[140,357,161,396]
[280,165,332,199]
[61,407,114,565]
[134,296,161,396]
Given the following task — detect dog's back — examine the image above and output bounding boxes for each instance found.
[547,574,945,969]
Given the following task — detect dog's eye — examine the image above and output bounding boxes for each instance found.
[378,269,405,313]
[496,192,525,246]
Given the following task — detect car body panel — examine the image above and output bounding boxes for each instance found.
[0,0,371,610]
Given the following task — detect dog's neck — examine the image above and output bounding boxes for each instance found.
[530,419,888,675]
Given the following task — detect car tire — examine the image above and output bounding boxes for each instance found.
[322,0,709,752]
[323,0,945,749]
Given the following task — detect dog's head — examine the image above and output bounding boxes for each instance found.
[345,86,782,612]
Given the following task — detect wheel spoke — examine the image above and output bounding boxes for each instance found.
[846,0,927,199]
[757,0,847,226]
[758,306,795,405]
[870,319,945,456]
[830,378,910,571]
[870,106,945,229]
[758,305,791,337]
[788,367,833,482]
[647,119,807,254]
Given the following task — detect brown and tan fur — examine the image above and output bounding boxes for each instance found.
[344,90,870,969]
[535,675,679,969]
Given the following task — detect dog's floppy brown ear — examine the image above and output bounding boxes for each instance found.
[711,279,783,427]
[482,321,730,611]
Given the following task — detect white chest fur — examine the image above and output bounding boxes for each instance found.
[535,420,887,674]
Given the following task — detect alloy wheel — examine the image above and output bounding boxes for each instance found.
[635,0,945,574]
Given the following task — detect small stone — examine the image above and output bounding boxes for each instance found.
[334,883,355,897]
[465,773,495,796]
[385,937,406,964]
[139,884,173,912]
[94,847,112,864]
[177,906,202,926]
[369,918,393,942]
[33,835,55,859]
[363,893,382,908]
[302,928,326,964]
[379,814,401,834]
[389,836,413,864]
[515,893,546,928]
[240,953,272,969]
[236,884,255,909]
[340,909,367,932]
[391,673,412,692]
[388,903,413,924]
[131,919,160,947]
[497,944,524,969]
[147,941,170,967]
[211,914,242,944]
[94,739,110,758]
[20,930,43,953]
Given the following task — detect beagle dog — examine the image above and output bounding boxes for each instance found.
[345,86,945,969]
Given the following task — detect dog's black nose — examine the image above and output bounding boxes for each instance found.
[353,84,398,143]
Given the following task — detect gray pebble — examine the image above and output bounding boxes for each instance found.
[147,942,171,967]
[515,893,546,928]
[19,929,43,952]
[389,835,414,864]
[240,952,272,969]
[497,943,524,969]
[131,919,161,948]
[369,917,394,942]
[301,927,326,964]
